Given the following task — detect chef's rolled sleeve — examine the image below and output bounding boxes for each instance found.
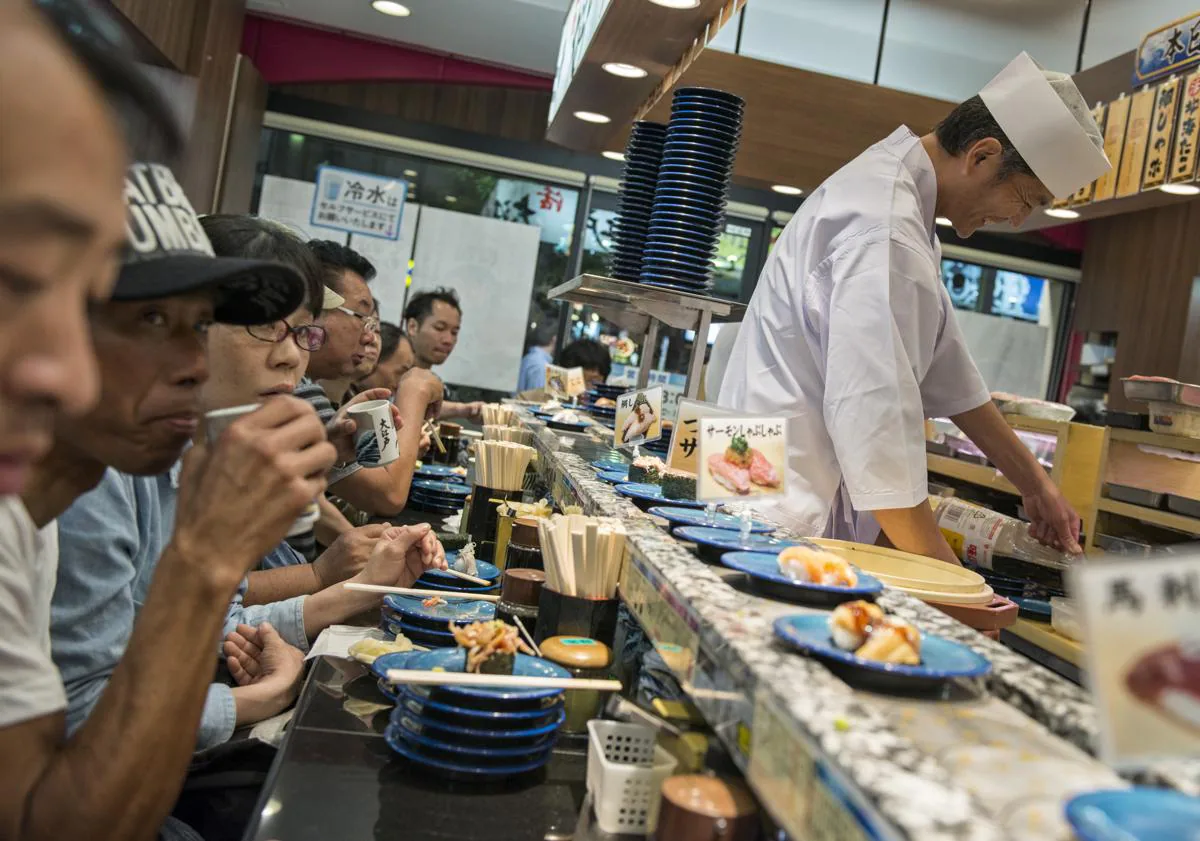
[822,231,940,512]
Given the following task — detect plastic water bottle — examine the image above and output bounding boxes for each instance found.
[933,497,1078,585]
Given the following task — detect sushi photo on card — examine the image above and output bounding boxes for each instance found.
[697,416,787,501]
[614,387,663,448]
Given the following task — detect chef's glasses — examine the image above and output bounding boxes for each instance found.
[246,321,328,352]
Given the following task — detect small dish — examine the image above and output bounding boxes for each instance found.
[720,551,884,606]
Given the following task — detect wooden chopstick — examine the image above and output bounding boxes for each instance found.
[437,566,492,586]
[343,583,500,602]
[385,670,623,691]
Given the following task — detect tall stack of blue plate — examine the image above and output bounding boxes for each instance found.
[641,87,745,293]
[610,121,667,281]
[409,479,470,514]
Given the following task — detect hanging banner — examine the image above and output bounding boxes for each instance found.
[1070,102,1108,205]
[1093,95,1131,202]
[1143,77,1182,190]
[1116,88,1156,198]
[1134,12,1200,88]
[1169,69,1200,184]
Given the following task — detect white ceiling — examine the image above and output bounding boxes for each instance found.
[247,0,571,76]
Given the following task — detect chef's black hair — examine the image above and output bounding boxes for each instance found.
[307,240,377,293]
[558,339,612,379]
[200,215,325,316]
[934,95,1034,181]
[405,288,462,326]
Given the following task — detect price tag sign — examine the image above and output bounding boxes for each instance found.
[696,416,788,502]
[544,365,585,399]
[667,398,732,473]
[1072,552,1200,765]
[614,386,663,448]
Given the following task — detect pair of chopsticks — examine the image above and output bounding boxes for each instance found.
[537,513,626,599]
[345,582,497,600]
[386,669,622,692]
[422,420,446,454]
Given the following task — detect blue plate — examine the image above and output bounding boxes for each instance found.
[1012,596,1052,620]
[547,419,591,432]
[647,506,773,532]
[721,551,885,605]
[641,259,713,279]
[414,464,465,479]
[591,459,628,473]
[369,649,425,681]
[411,479,471,497]
[674,87,745,107]
[408,501,464,515]
[674,526,803,564]
[377,677,401,702]
[385,725,554,779]
[397,686,565,722]
[390,718,557,759]
[384,594,496,625]
[423,560,500,585]
[645,231,722,247]
[598,469,630,484]
[616,482,706,509]
[395,619,457,646]
[639,276,712,292]
[392,707,565,742]
[406,649,571,702]
[1065,788,1200,840]
[773,615,992,687]
[644,235,719,254]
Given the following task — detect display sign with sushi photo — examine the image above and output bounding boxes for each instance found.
[697,417,787,501]
[545,364,586,399]
[614,386,663,448]
[1072,552,1200,765]
[667,398,734,474]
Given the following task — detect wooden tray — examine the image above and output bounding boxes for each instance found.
[812,538,989,596]
[926,595,1019,631]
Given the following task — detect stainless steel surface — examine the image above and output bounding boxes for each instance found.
[1104,482,1166,509]
[637,320,658,390]
[1121,377,1178,403]
[684,308,712,398]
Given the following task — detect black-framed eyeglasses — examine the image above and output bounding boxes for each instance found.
[335,305,381,335]
[246,321,328,351]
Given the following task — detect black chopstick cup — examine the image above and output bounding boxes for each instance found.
[464,485,526,562]
[534,588,618,647]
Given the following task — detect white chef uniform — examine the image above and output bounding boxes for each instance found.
[717,52,1111,542]
[718,126,988,541]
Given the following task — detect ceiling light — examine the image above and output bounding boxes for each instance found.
[602,62,648,79]
[445,195,457,203]
[371,1,411,16]
[935,216,953,227]
[1044,207,1080,219]
[771,185,802,196]
[403,169,417,178]
[1160,182,1200,196]
[574,111,611,124]
[648,0,701,8]
[602,150,625,162]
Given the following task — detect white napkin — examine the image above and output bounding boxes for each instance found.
[305,625,388,661]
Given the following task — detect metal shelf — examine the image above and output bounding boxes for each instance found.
[548,274,747,398]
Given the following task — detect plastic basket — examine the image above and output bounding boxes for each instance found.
[586,720,678,835]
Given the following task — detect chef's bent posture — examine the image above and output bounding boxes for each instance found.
[718,53,1110,566]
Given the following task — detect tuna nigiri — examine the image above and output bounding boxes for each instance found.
[707,453,751,495]
[749,448,780,487]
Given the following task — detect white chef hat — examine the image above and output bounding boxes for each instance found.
[979,52,1111,198]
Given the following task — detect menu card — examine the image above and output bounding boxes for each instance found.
[1142,76,1182,190]
[1116,87,1155,198]
[696,416,788,502]
[1070,102,1108,205]
[1093,94,1131,202]
[614,386,663,448]
[1169,69,1200,184]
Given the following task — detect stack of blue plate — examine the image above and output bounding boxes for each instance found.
[417,559,501,596]
[414,463,466,483]
[409,479,471,514]
[643,434,671,458]
[379,648,568,780]
[641,87,744,293]
[381,592,497,648]
[610,121,667,281]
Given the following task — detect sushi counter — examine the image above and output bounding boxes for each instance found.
[524,413,1200,840]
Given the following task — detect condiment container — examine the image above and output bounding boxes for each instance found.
[504,516,544,572]
[655,775,759,841]
[540,635,611,734]
[495,568,544,629]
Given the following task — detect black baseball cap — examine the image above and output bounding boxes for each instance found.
[115,163,307,325]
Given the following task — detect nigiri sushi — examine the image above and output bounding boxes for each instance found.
[778,544,858,587]
[854,618,921,665]
[828,600,884,651]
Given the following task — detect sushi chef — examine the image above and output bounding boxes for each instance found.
[718,53,1109,565]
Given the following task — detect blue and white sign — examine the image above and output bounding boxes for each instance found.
[310,165,406,240]
[1135,12,1200,87]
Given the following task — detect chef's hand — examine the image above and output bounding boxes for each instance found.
[1023,481,1082,555]
[328,389,403,463]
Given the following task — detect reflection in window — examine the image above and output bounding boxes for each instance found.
[942,260,982,311]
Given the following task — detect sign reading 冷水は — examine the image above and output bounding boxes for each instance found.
[311,165,406,240]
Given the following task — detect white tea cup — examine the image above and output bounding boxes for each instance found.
[204,403,260,444]
[346,399,400,466]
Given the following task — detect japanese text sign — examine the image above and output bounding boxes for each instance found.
[614,387,663,449]
[1143,76,1181,189]
[1134,12,1200,87]
[1093,94,1131,202]
[697,416,788,502]
[310,165,406,240]
[1169,69,1200,184]
[667,398,732,473]
[1072,552,1200,765]
[1116,87,1155,198]
[545,365,586,400]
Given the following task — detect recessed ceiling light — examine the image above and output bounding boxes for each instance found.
[935,216,953,227]
[1044,207,1080,219]
[648,0,701,8]
[602,150,625,162]
[403,169,417,178]
[771,185,802,196]
[371,1,411,16]
[602,62,648,79]
[445,195,457,203]
[574,111,611,124]
[1160,182,1200,196]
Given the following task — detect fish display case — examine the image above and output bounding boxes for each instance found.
[520,410,1199,841]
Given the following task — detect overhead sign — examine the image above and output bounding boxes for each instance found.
[311,165,406,241]
[1134,12,1200,88]
[548,0,613,123]
[1073,552,1200,765]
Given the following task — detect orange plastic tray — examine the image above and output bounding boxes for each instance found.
[925,595,1018,631]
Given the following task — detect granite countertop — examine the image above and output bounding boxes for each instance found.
[522,417,1197,840]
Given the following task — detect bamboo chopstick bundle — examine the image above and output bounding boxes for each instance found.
[480,403,519,428]
[482,425,533,446]
[535,513,627,599]
[474,440,535,491]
